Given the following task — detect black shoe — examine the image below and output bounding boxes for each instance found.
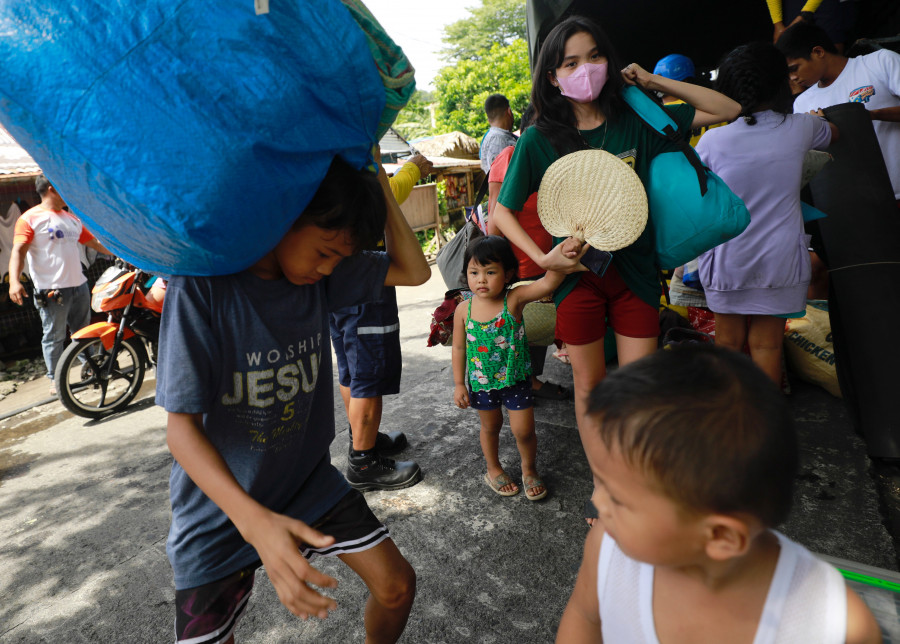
[347,426,408,456]
[346,453,422,491]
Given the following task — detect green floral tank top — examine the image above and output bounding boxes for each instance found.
[465,292,531,392]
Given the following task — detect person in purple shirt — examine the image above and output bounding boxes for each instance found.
[696,42,837,384]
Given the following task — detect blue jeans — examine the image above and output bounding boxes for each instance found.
[34,282,91,381]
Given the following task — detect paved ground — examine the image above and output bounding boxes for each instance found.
[0,269,897,643]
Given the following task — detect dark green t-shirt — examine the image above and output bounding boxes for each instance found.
[497,103,695,308]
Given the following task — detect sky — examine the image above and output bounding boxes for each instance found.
[363,0,476,91]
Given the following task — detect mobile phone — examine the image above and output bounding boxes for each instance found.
[580,246,613,277]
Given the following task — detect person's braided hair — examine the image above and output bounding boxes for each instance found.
[715,42,792,126]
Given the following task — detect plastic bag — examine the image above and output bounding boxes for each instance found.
[436,220,482,290]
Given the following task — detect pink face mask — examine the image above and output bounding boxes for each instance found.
[556,62,609,103]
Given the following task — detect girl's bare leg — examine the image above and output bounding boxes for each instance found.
[507,408,542,497]
[478,408,517,493]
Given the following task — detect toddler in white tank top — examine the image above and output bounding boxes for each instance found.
[556,344,881,644]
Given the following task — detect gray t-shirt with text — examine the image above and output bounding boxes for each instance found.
[156,252,389,589]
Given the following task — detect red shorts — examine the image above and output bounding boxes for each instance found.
[555,266,659,345]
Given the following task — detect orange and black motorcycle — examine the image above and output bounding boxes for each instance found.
[55,261,163,418]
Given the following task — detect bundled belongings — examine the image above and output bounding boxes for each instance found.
[0,0,414,275]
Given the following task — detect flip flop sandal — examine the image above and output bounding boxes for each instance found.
[523,475,548,501]
[552,349,571,365]
[484,472,519,497]
[532,382,570,400]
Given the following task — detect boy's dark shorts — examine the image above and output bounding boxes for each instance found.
[468,378,534,411]
[173,489,389,644]
[329,287,401,398]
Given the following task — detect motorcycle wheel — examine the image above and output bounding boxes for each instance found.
[55,337,147,419]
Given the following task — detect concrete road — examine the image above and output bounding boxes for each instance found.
[0,270,896,643]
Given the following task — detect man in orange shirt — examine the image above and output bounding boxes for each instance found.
[9,175,112,395]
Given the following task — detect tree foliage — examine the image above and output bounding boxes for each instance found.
[440,0,526,62]
[393,0,529,141]
[432,38,531,137]
[392,90,435,141]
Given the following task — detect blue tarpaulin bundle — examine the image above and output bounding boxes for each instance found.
[0,0,409,275]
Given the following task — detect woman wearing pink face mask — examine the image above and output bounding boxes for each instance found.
[492,15,739,523]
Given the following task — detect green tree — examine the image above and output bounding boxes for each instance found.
[432,38,531,137]
[393,90,435,141]
[441,0,526,62]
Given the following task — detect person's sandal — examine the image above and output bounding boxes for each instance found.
[484,472,519,496]
[552,348,571,365]
[532,382,570,400]
[523,475,547,501]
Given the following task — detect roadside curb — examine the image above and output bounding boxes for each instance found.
[0,378,157,431]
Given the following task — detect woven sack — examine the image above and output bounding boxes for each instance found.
[783,302,841,397]
[522,301,556,346]
[537,150,648,251]
[511,280,556,346]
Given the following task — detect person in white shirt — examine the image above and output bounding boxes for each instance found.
[778,21,900,201]
[9,175,112,395]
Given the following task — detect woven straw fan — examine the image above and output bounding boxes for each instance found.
[537,149,648,251]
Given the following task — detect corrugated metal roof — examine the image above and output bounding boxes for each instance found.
[380,127,411,156]
[0,126,40,176]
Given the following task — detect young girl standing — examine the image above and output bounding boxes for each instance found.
[452,236,564,500]
[490,15,740,520]
[696,42,837,384]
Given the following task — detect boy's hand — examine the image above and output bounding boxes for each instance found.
[242,509,339,619]
[454,384,469,409]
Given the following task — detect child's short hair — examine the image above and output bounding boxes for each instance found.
[775,21,839,59]
[293,155,386,251]
[588,344,798,527]
[716,42,793,124]
[462,235,519,284]
[484,94,510,122]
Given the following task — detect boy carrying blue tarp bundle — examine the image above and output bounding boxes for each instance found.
[156,156,431,644]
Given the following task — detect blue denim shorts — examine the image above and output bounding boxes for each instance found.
[468,378,533,411]
[329,287,401,398]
